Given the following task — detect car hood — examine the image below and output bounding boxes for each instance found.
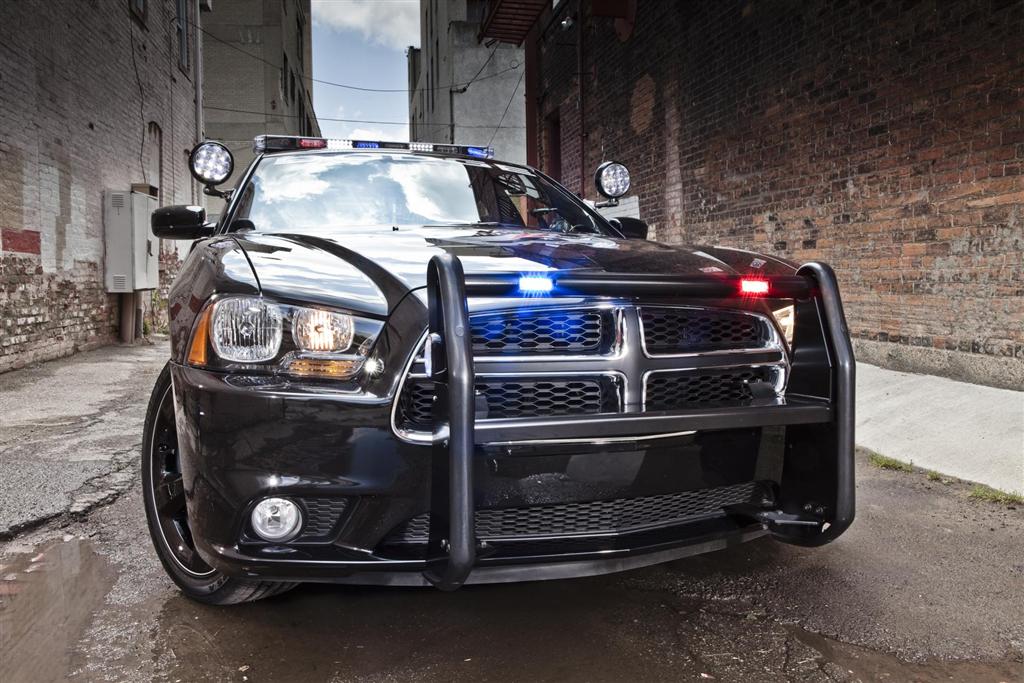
[234,226,797,316]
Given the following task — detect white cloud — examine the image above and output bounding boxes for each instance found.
[339,125,409,142]
[312,0,419,51]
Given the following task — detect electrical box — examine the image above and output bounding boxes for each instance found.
[104,190,159,293]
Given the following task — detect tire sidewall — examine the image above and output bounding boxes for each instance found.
[142,362,230,598]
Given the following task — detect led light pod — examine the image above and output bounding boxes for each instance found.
[189,141,234,185]
[595,161,631,198]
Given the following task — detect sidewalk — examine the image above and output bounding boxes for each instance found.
[857,363,1024,494]
[0,342,170,538]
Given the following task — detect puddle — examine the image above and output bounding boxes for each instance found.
[0,539,115,683]
[788,625,1023,683]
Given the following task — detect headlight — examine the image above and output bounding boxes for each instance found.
[773,304,795,346]
[187,296,382,380]
[292,308,354,352]
[211,297,283,362]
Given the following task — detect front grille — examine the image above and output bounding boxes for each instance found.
[471,309,608,355]
[297,498,349,541]
[383,481,765,544]
[644,367,775,410]
[397,377,618,431]
[393,304,785,439]
[641,307,772,354]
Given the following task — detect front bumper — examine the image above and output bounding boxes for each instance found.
[170,361,781,582]
[170,260,854,588]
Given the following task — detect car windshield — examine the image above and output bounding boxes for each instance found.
[231,152,614,235]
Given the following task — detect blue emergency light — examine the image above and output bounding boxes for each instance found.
[518,275,554,295]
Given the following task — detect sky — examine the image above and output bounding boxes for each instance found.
[310,0,421,142]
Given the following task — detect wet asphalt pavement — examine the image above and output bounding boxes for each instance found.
[1,348,1022,682]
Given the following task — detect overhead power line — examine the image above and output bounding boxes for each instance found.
[488,69,526,147]
[204,105,526,129]
[195,19,521,94]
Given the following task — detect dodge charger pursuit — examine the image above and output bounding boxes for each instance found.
[143,136,855,604]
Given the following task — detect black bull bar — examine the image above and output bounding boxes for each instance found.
[422,256,855,590]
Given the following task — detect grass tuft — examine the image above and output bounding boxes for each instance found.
[868,452,913,472]
[967,485,1024,506]
[926,470,942,482]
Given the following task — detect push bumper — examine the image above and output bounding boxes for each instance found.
[422,257,855,589]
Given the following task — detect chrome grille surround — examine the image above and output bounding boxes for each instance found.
[391,301,787,444]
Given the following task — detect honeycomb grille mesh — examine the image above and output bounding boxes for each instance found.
[385,481,763,543]
[642,308,771,353]
[297,498,349,541]
[645,367,774,410]
[397,377,616,430]
[471,310,606,355]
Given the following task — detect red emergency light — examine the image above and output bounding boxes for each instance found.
[739,278,770,296]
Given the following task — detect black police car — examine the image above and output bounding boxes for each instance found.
[144,135,855,604]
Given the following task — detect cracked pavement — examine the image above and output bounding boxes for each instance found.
[0,344,1022,681]
[0,342,168,538]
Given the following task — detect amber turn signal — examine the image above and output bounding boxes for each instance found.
[187,306,213,366]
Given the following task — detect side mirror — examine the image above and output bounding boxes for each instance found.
[610,217,648,240]
[152,205,216,240]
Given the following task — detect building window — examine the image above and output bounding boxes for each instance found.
[175,0,189,72]
[290,70,296,104]
[129,0,146,25]
[296,15,305,69]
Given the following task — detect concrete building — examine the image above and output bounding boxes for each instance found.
[0,0,203,372]
[480,0,1024,389]
[202,0,320,184]
[407,0,525,163]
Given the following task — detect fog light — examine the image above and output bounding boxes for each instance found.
[251,497,302,541]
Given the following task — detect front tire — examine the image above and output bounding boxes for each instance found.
[142,362,297,604]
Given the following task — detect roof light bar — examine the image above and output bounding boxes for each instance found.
[253,135,494,158]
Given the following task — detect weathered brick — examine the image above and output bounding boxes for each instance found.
[0,0,199,372]
[531,0,1024,371]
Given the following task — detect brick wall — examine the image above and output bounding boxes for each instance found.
[533,0,1024,388]
[0,0,198,373]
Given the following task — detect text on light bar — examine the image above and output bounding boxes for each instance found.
[740,278,770,295]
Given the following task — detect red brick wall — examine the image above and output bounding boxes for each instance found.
[0,0,197,372]
[533,0,1024,384]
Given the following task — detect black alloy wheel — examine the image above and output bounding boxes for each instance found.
[142,362,297,604]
